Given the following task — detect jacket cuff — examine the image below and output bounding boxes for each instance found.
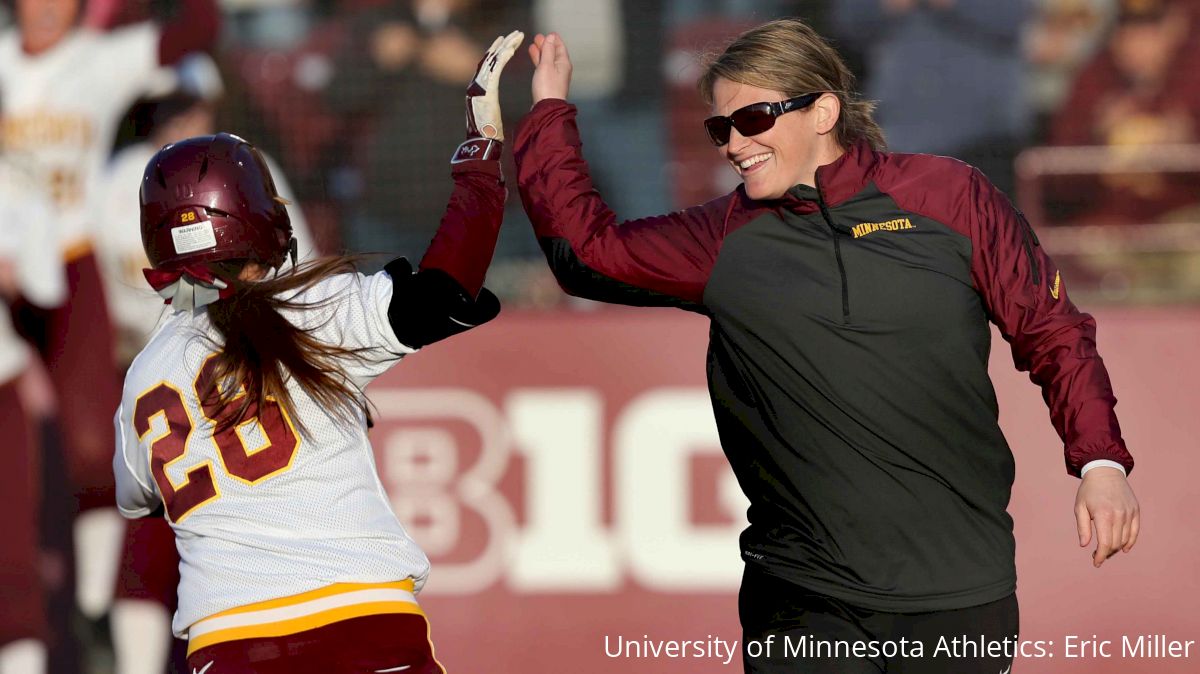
[1065,437,1134,478]
[513,99,576,149]
[1080,460,1127,478]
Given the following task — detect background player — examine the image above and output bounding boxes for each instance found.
[0,159,63,674]
[0,0,220,653]
[114,30,522,671]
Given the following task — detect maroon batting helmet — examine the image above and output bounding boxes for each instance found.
[140,133,293,272]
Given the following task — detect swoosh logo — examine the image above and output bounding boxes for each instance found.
[193,663,214,674]
[1050,271,1061,300]
[999,666,1011,674]
[374,667,412,673]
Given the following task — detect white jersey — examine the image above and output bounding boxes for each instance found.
[0,162,66,384]
[113,271,429,637]
[92,141,318,362]
[0,23,160,255]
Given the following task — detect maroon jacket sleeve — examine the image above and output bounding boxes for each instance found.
[418,160,506,298]
[964,168,1134,476]
[157,0,221,65]
[513,99,729,308]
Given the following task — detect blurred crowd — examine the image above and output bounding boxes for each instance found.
[2,0,1197,309]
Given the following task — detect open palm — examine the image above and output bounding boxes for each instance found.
[529,33,573,103]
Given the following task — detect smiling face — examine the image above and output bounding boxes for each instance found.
[710,78,843,200]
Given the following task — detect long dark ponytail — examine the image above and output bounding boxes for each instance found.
[201,256,377,435]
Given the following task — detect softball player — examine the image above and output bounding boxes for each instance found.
[114,31,522,672]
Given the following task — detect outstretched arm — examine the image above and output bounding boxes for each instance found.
[515,33,751,310]
[387,31,524,349]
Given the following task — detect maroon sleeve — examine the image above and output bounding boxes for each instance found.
[417,161,506,298]
[964,169,1134,476]
[157,0,221,65]
[513,99,730,306]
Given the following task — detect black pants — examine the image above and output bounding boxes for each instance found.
[740,566,1019,673]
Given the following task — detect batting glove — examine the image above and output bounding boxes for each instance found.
[452,30,524,164]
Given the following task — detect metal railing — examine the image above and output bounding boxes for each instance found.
[1014,144,1200,303]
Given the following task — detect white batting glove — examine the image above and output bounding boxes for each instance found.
[452,30,524,164]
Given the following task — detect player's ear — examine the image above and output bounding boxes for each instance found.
[813,94,839,136]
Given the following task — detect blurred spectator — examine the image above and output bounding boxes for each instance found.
[1048,0,1200,224]
[534,0,672,220]
[213,8,346,257]
[1025,0,1114,139]
[324,0,531,265]
[669,0,792,21]
[0,0,218,670]
[223,0,315,49]
[0,161,62,674]
[833,0,1034,196]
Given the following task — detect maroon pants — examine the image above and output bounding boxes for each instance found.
[0,380,47,646]
[187,613,446,674]
[43,252,121,512]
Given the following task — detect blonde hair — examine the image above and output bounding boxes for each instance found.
[698,18,886,151]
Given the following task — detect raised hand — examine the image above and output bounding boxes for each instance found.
[529,33,572,104]
[453,29,524,164]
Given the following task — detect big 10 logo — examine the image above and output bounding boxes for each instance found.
[369,387,749,594]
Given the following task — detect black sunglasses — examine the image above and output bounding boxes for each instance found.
[704,92,822,147]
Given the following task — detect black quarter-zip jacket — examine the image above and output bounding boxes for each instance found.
[514,100,1134,612]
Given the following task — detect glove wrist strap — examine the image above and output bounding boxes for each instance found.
[451,138,502,164]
